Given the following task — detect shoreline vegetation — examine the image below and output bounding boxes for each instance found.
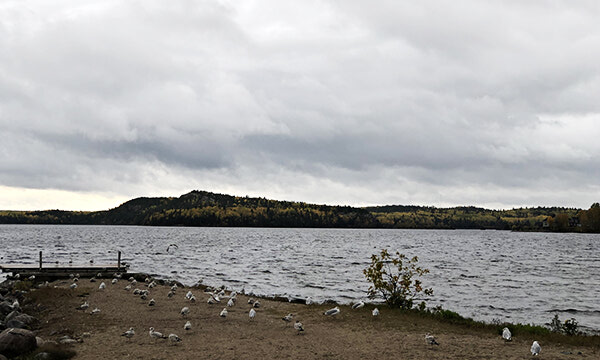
[2,275,598,359]
[1,190,600,233]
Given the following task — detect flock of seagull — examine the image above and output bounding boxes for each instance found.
[68,273,543,355]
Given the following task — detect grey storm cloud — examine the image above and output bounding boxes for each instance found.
[1,0,600,209]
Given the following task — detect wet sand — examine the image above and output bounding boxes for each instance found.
[25,279,599,359]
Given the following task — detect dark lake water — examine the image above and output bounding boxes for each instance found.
[1,225,598,332]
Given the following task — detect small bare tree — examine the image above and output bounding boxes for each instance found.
[363,249,433,309]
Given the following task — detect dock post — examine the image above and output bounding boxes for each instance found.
[118,251,121,270]
[39,251,42,270]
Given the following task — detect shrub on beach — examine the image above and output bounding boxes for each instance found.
[363,249,433,309]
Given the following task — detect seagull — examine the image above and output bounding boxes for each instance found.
[69,273,74,279]
[168,333,182,345]
[97,272,102,278]
[249,308,256,319]
[124,284,132,291]
[324,306,340,316]
[248,298,255,305]
[189,295,196,303]
[372,308,380,317]
[73,277,79,282]
[149,327,167,340]
[253,300,261,308]
[90,308,101,315]
[131,279,137,286]
[99,282,106,290]
[90,277,97,283]
[133,289,140,295]
[168,291,175,298]
[128,276,135,282]
[76,301,89,310]
[502,327,512,341]
[111,278,118,285]
[70,283,78,289]
[148,298,156,306]
[282,313,294,323]
[181,306,190,316]
[352,301,365,309]
[425,333,439,346]
[184,321,191,331]
[294,320,304,334]
[207,296,218,305]
[12,300,20,310]
[531,341,541,356]
[305,296,313,305]
[145,277,151,283]
[171,285,178,292]
[185,291,193,300]
[227,298,235,307]
[140,294,147,300]
[220,308,228,317]
[28,275,35,281]
[121,327,135,340]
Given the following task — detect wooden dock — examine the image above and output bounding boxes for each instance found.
[0,251,128,279]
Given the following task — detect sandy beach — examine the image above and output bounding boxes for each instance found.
[14,277,596,360]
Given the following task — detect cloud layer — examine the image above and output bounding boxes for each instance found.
[2,0,600,210]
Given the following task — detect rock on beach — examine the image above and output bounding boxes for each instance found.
[0,327,37,358]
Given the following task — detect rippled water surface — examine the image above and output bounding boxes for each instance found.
[1,225,598,331]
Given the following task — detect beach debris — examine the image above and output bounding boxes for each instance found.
[253,300,261,308]
[352,301,365,309]
[168,333,182,345]
[294,320,304,334]
[249,308,256,319]
[149,327,167,340]
[220,308,228,318]
[181,306,190,316]
[324,306,340,316]
[184,321,191,331]
[425,333,439,346]
[531,341,541,356]
[121,327,135,340]
[227,298,235,307]
[282,313,294,323]
[148,298,155,306]
[502,327,512,341]
[90,308,101,315]
[372,308,380,317]
[99,282,106,290]
[76,301,89,310]
[69,283,77,289]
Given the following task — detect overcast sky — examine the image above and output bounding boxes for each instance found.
[1,0,600,211]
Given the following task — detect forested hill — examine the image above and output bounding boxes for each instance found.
[1,190,599,232]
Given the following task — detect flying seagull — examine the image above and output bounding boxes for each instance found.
[294,320,304,334]
[531,341,541,356]
[502,327,512,341]
[352,301,365,309]
[324,307,340,316]
[121,327,135,340]
[425,333,439,346]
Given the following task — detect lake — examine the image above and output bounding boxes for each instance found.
[0,225,598,332]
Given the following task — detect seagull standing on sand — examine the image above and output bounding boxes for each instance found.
[111,278,118,285]
[253,300,261,308]
[185,291,193,300]
[168,333,182,345]
[76,301,89,310]
[227,298,235,307]
[149,327,167,340]
[425,333,439,346]
[99,282,106,290]
[305,296,313,305]
[282,313,294,324]
[181,307,190,317]
[70,283,77,289]
[121,327,135,340]
[148,298,156,306]
[184,321,191,331]
[90,308,101,315]
[372,308,379,317]
[294,320,304,334]
[324,307,340,316]
[352,301,365,309]
[220,308,228,317]
[531,341,541,356]
[502,327,512,341]
[249,308,256,319]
